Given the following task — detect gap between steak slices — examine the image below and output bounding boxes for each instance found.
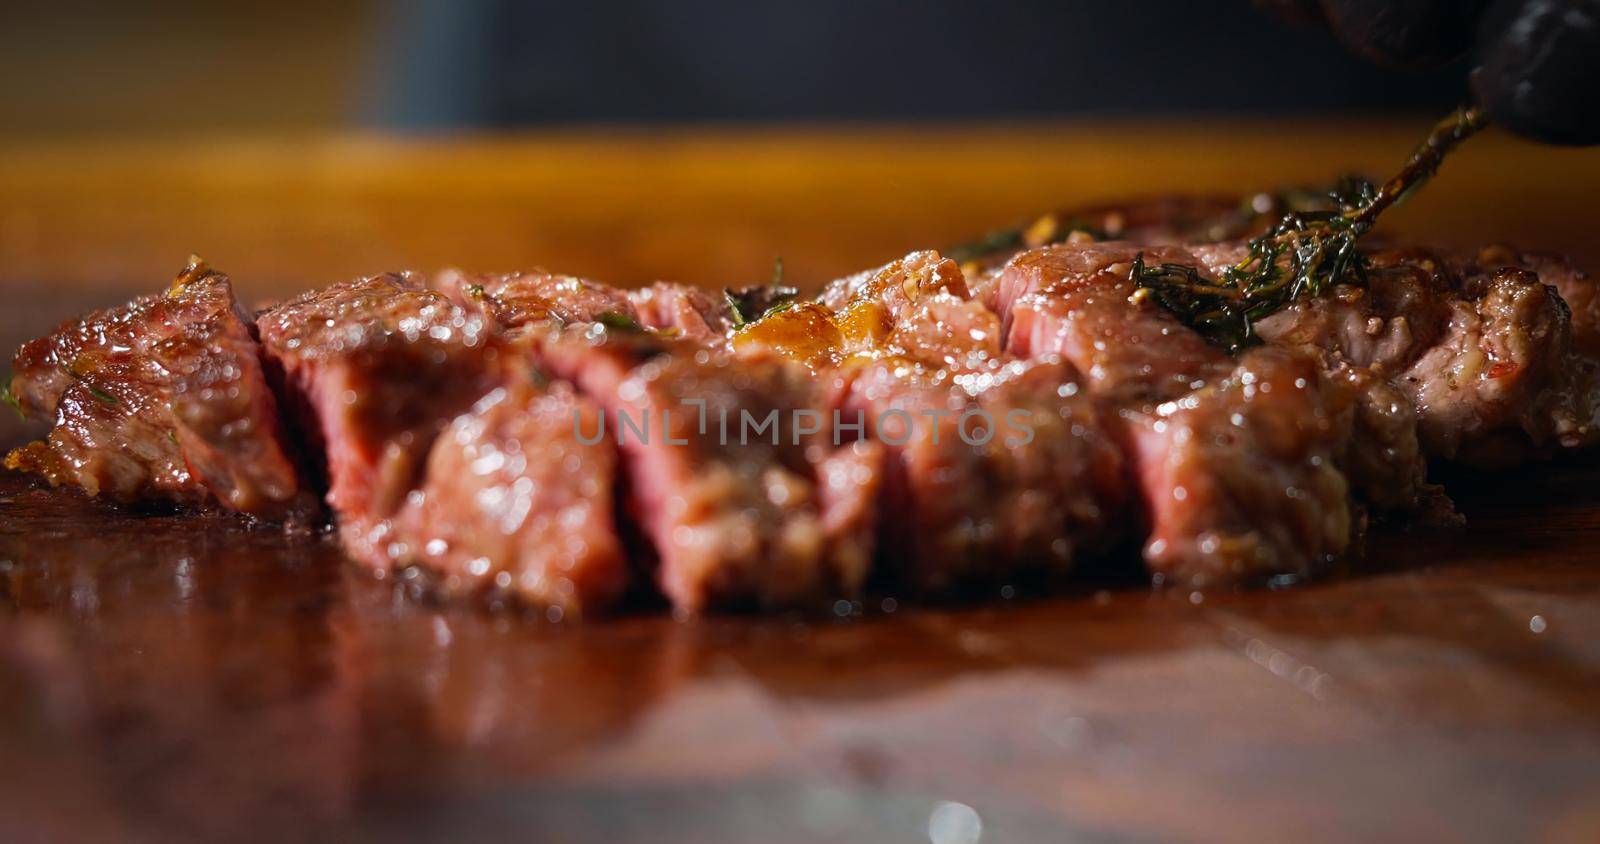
[394,369,628,616]
[254,272,631,613]
[533,327,874,612]
[6,258,313,520]
[734,250,1129,592]
[437,269,877,612]
[997,242,1369,586]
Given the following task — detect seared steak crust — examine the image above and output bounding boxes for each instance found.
[843,358,1124,591]
[535,327,872,612]
[255,273,506,560]
[6,259,310,518]
[392,375,629,615]
[434,269,639,331]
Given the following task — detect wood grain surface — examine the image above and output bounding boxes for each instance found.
[1,122,1598,843]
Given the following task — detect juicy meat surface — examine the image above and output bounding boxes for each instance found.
[6,259,310,518]
[1193,241,1600,464]
[1000,243,1236,406]
[434,269,639,332]
[628,282,737,342]
[997,243,1359,584]
[744,249,1126,591]
[390,375,629,615]
[255,273,507,562]
[1462,245,1600,356]
[842,358,1125,590]
[534,325,874,612]
[738,250,1002,373]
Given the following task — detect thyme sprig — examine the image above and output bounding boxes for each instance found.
[724,260,799,327]
[1132,105,1486,353]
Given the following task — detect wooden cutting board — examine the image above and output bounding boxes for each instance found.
[2,123,1598,843]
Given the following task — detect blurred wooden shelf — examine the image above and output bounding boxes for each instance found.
[2,120,1596,301]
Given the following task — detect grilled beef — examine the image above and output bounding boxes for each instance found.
[842,359,1125,590]
[434,269,880,611]
[6,258,311,519]
[1189,241,1600,465]
[390,373,629,615]
[257,274,637,614]
[998,243,1363,584]
[537,328,873,612]
[628,282,738,342]
[254,274,506,559]
[433,269,639,332]
[743,251,1127,590]
[7,191,1598,611]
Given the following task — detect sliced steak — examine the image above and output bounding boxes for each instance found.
[744,250,1123,590]
[820,249,971,316]
[255,273,507,561]
[6,258,310,519]
[532,325,874,612]
[997,243,1358,585]
[390,372,629,615]
[1000,243,1236,405]
[843,358,1124,591]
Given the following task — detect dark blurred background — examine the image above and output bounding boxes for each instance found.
[0,0,1469,137]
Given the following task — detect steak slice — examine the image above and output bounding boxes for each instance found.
[1000,243,1236,405]
[5,258,310,519]
[741,250,1124,590]
[254,273,507,561]
[435,266,876,610]
[533,325,874,612]
[389,372,629,615]
[1474,247,1600,355]
[842,358,1124,591]
[998,243,1358,585]
[437,268,877,611]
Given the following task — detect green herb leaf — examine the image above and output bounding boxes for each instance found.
[724,289,749,328]
[594,311,644,332]
[60,366,118,406]
[725,283,799,328]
